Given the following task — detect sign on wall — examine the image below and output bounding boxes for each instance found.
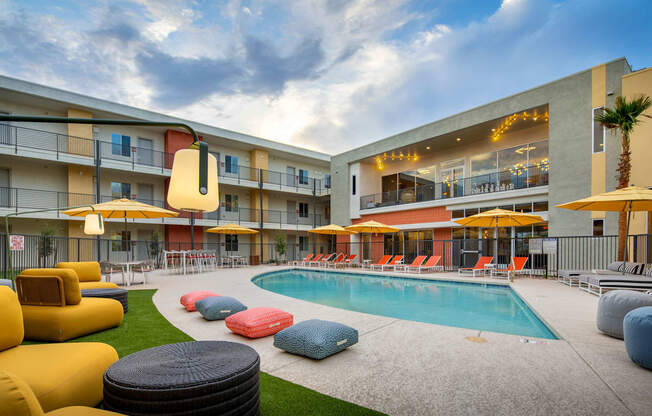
[529,238,542,254]
[543,238,557,255]
[9,235,24,251]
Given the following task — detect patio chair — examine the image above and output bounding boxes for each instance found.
[492,257,529,280]
[334,254,357,268]
[99,261,124,286]
[131,260,154,284]
[325,253,345,268]
[292,253,313,266]
[579,273,652,296]
[364,255,392,270]
[394,256,426,272]
[316,253,336,267]
[408,255,443,273]
[307,254,325,266]
[373,255,403,271]
[458,256,493,277]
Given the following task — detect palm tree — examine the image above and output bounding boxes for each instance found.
[595,95,651,260]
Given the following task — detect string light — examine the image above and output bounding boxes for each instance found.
[374,150,419,170]
[491,109,549,142]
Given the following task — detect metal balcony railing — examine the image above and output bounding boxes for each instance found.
[360,164,549,210]
[204,207,328,227]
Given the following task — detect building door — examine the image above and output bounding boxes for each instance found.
[0,168,9,207]
[287,200,296,224]
[286,234,296,261]
[138,184,154,205]
[210,152,221,176]
[137,229,153,260]
[441,159,465,198]
[137,138,153,166]
[286,167,296,187]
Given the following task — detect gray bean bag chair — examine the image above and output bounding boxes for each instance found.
[274,319,358,360]
[597,290,652,339]
[624,306,652,370]
[196,296,247,321]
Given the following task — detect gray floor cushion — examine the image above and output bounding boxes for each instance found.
[196,296,247,320]
[597,290,652,339]
[273,319,358,360]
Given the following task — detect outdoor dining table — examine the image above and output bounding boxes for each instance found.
[113,261,144,286]
[164,250,189,275]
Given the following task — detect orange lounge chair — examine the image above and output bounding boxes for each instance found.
[492,257,529,280]
[364,255,392,270]
[324,253,345,268]
[408,255,443,273]
[394,256,426,272]
[293,253,313,266]
[314,253,335,267]
[307,254,324,266]
[373,255,403,271]
[458,256,493,277]
[334,254,357,268]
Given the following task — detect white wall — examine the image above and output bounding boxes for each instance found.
[349,162,360,219]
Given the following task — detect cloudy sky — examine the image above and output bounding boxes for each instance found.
[0,0,650,154]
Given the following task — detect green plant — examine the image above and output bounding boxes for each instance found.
[274,234,287,264]
[595,95,652,260]
[38,226,56,267]
[149,231,161,258]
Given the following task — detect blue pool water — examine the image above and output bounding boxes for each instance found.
[253,269,557,339]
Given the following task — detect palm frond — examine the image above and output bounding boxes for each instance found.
[594,95,652,135]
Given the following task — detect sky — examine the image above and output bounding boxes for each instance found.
[0,0,650,155]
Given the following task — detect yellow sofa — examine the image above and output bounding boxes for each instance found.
[0,287,119,412]
[56,261,119,290]
[17,269,124,342]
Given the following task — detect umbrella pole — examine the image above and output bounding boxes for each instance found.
[623,202,632,274]
[190,212,195,250]
[125,216,130,261]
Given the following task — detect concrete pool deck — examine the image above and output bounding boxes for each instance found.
[138,266,652,416]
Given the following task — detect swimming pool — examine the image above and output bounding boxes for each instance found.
[252,269,557,339]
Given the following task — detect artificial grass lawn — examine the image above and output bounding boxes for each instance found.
[36,290,385,416]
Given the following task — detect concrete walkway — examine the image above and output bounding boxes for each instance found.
[134,266,651,416]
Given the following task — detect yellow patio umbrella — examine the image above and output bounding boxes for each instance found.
[309,224,358,235]
[344,220,400,233]
[206,223,259,234]
[454,208,544,228]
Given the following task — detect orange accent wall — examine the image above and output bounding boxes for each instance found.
[165,224,204,250]
[354,206,451,225]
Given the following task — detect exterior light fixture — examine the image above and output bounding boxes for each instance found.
[426,146,430,150]
[456,137,462,142]
[84,213,104,235]
[167,142,219,212]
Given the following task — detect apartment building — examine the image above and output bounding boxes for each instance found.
[0,76,331,263]
[331,58,652,265]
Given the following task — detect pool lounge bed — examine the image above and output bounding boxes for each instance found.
[579,273,652,296]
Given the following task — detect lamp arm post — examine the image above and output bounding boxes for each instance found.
[4,205,98,287]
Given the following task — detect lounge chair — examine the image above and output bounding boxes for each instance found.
[492,257,529,280]
[292,253,313,266]
[307,254,324,266]
[557,261,628,287]
[372,255,403,271]
[333,254,357,268]
[324,253,345,268]
[458,256,493,277]
[364,255,392,270]
[579,270,652,296]
[314,253,335,267]
[394,256,426,272]
[408,255,443,273]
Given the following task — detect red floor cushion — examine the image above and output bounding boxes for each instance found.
[225,307,293,338]
[180,291,220,312]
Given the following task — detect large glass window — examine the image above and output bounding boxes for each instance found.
[299,202,309,217]
[299,169,309,185]
[398,173,416,203]
[111,182,131,199]
[225,155,238,174]
[111,134,131,157]
[225,194,238,212]
[498,145,527,189]
[324,174,331,188]
[471,152,497,193]
[593,107,605,153]
[225,234,238,251]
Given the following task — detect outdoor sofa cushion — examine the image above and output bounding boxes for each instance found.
[0,286,24,351]
[56,262,101,282]
[196,296,247,320]
[580,274,652,291]
[597,290,652,339]
[180,291,220,312]
[225,307,293,338]
[624,306,652,370]
[19,269,82,306]
[273,319,358,360]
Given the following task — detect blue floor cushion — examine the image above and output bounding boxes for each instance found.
[196,296,247,320]
[273,319,358,360]
[624,306,652,370]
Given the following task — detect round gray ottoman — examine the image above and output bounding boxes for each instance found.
[81,288,128,313]
[597,290,652,339]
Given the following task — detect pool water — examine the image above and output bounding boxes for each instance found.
[253,269,557,339]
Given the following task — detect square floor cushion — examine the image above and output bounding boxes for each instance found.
[196,296,247,321]
[225,307,293,338]
[273,319,358,360]
[179,291,220,312]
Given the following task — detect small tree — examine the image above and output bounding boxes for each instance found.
[595,95,651,260]
[149,231,161,264]
[274,234,287,264]
[38,226,56,268]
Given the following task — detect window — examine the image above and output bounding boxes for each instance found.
[225,194,238,212]
[225,155,238,174]
[111,133,131,156]
[324,174,331,189]
[352,175,356,195]
[299,236,309,251]
[533,201,548,212]
[111,231,131,251]
[592,107,605,153]
[111,182,131,199]
[515,202,532,213]
[225,234,239,251]
[299,202,309,217]
[593,219,604,236]
[299,169,309,185]
[452,209,465,219]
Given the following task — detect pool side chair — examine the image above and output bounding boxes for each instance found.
[293,254,313,266]
[394,256,426,272]
[409,255,443,273]
[316,253,336,267]
[492,257,529,281]
[378,255,403,271]
[325,253,345,268]
[307,254,324,266]
[458,256,493,277]
[334,254,357,268]
[0,287,119,412]
[366,255,392,270]
[16,269,124,342]
[56,262,119,290]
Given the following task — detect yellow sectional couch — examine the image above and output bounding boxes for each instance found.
[56,261,119,290]
[17,269,124,342]
[0,287,119,412]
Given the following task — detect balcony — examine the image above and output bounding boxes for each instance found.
[204,207,328,228]
[0,123,330,195]
[360,164,548,210]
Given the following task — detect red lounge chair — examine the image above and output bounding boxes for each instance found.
[458,256,493,277]
[394,256,426,272]
[373,255,403,271]
[364,255,392,270]
[492,257,529,280]
[314,253,335,267]
[293,253,313,266]
[307,254,324,266]
[324,253,345,267]
[334,254,357,268]
[408,255,443,273]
